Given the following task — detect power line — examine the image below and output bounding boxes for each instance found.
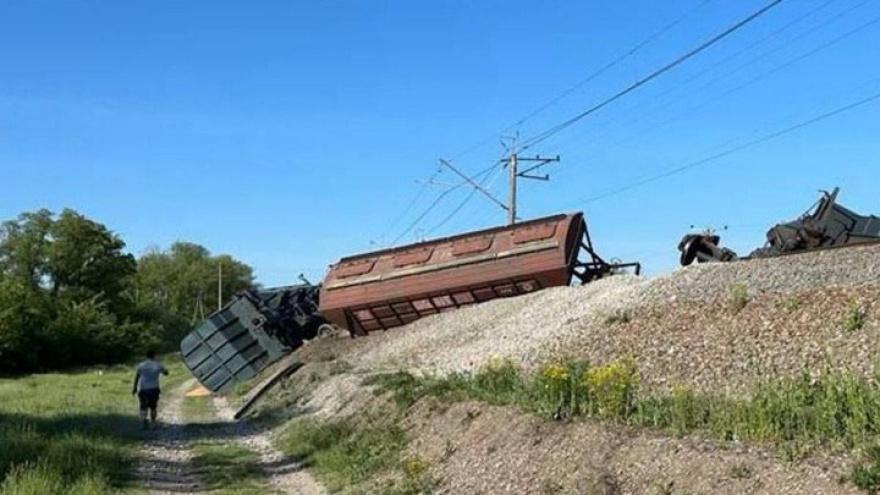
[549,0,850,156]
[520,0,787,151]
[502,0,714,133]
[567,88,880,206]
[601,0,876,151]
[389,164,496,245]
[383,1,714,242]
[438,159,508,212]
[448,1,713,162]
[427,165,505,235]
[376,168,440,244]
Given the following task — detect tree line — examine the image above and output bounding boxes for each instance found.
[0,208,254,373]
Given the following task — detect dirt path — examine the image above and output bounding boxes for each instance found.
[135,379,325,495]
[213,396,326,495]
[136,379,203,494]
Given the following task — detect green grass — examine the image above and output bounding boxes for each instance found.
[369,359,880,492]
[729,283,749,313]
[276,416,419,494]
[181,394,216,423]
[844,299,868,333]
[0,356,186,494]
[190,442,279,495]
[852,441,880,492]
[179,388,281,494]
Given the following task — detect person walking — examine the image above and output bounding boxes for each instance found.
[132,350,169,429]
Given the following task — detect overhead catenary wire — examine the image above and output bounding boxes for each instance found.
[548,0,853,157]
[376,168,441,244]
[544,1,878,179]
[520,0,787,152]
[599,0,878,152]
[388,0,866,245]
[382,1,715,243]
[500,0,714,133]
[389,164,497,246]
[444,0,714,163]
[564,87,880,207]
[427,164,507,236]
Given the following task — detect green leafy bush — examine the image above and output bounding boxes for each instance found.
[371,359,880,467]
[729,283,749,313]
[471,358,524,405]
[603,309,632,325]
[533,360,590,417]
[278,418,406,492]
[852,442,880,492]
[844,299,868,333]
[0,208,253,372]
[584,359,639,419]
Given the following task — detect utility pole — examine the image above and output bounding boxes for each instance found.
[438,148,559,227]
[508,152,518,225]
[500,137,560,225]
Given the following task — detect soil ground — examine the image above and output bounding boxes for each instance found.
[135,379,325,495]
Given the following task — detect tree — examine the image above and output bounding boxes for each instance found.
[0,209,155,372]
[135,242,254,324]
[0,209,53,291]
[0,273,50,370]
[46,210,137,312]
[0,209,257,372]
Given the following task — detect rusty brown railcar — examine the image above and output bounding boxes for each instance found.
[319,212,639,336]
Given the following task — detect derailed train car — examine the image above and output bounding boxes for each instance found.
[181,212,639,392]
[320,212,639,335]
[678,188,880,265]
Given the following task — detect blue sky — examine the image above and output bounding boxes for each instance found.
[2,0,878,286]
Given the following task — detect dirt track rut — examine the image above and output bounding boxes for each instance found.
[135,379,324,495]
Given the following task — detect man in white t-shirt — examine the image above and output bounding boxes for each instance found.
[132,350,169,429]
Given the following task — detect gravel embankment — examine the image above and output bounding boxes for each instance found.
[404,400,859,495]
[337,243,880,392]
[637,243,880,305]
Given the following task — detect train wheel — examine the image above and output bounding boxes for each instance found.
[680,237,702,266]
[317,323,337,338]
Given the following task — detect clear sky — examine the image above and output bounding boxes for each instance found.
[2,0,878,286]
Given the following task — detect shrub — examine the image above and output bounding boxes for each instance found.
[844,299,867,333]
[277,418,406,492]
[852,442,880,492]
[471,358,523,405]
[369,355,880,486]
[728,463,753,480]
[729,283,749,313]
[775,296,802,312]
[668,385,703,436]
[533,360,590,417]
[401,455,429,479]
[278,419,353,461]
[584,359,639,420]
[603,309,632,326]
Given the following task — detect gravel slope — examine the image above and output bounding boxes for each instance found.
[267,244,880,494]
[336,243,880,392]
[405,400,859,495]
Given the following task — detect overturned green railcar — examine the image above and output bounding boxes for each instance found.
[180,284,325,392]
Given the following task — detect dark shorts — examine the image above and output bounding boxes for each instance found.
[138,388,160,410]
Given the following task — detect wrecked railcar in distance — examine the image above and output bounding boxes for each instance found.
[679,188,880,266]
